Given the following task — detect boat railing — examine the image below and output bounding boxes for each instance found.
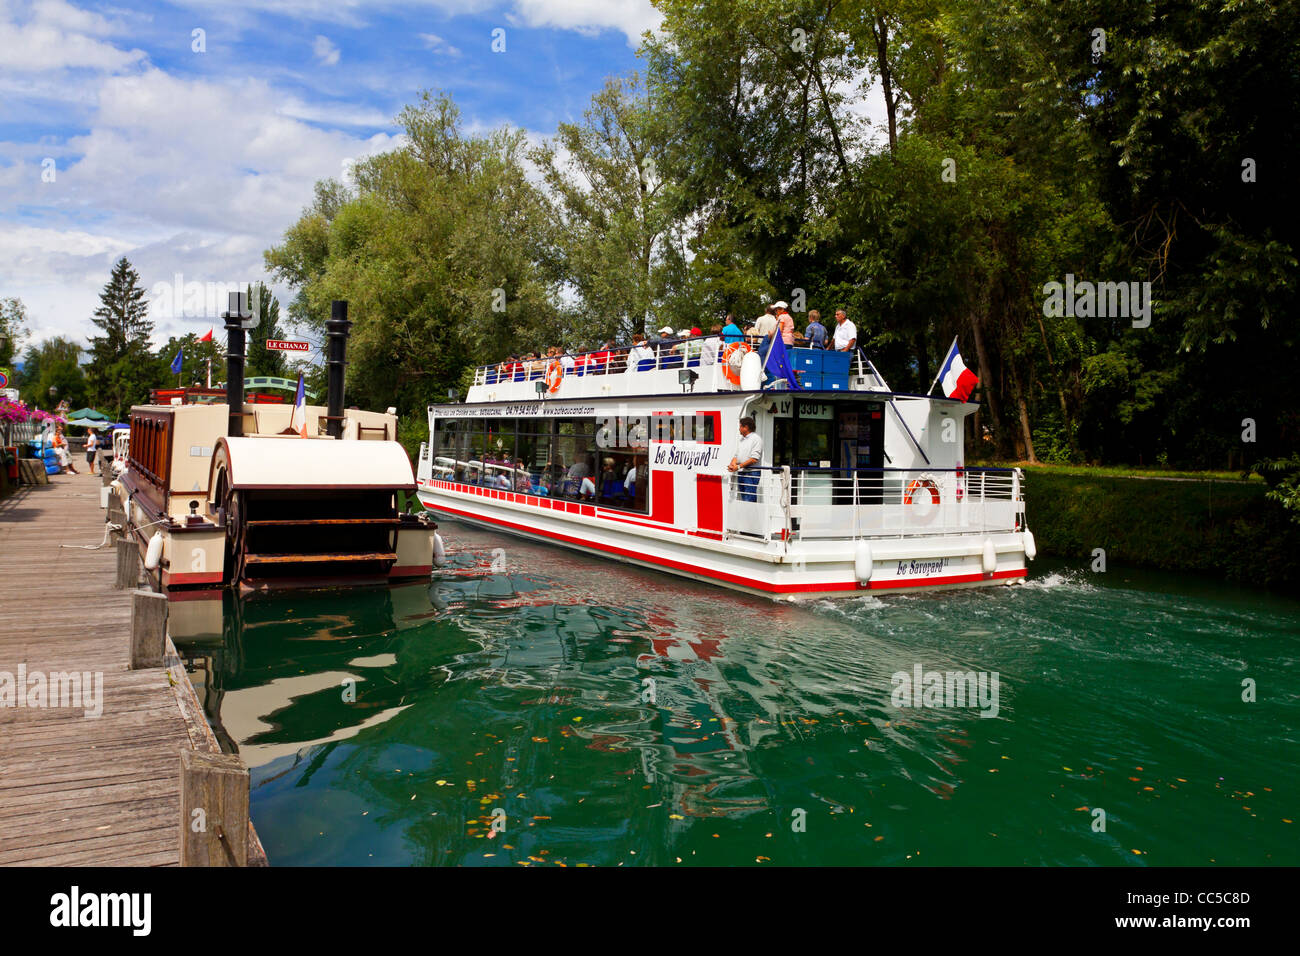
[470,333,791,387]
[723,466,1024,540]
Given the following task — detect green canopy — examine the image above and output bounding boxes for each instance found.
[66,417,112,430]
[68,407,110,421]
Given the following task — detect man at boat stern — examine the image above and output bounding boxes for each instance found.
[728,416,762,502]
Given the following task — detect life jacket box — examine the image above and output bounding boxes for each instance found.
[801,373,824,390]
[822,373,848,390]
[823,351,851,376]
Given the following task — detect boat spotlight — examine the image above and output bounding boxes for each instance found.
[678,369,698,391]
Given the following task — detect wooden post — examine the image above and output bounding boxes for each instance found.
[106,505,125,539]
[129,589,166,668]
[115,538,139,589]
[180,749,250,866]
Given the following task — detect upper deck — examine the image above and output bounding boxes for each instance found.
[467,335,892,404]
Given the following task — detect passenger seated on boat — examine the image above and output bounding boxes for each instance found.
[721,314,745,344]
[625,338,653,371]
[579,476,596,499]
[514,461,532,492]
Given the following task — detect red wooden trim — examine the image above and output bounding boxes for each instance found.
[389,565,433,577]
[166,570,223,586]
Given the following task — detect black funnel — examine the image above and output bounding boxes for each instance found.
[325,300,351,439]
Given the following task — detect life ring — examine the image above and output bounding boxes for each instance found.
[955,465,965,501]
[721,342,751,386]
[545,360,564,393]
[904,477,941,520]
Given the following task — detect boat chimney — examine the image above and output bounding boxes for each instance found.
[223,291,253,437]
[325,300,351,440]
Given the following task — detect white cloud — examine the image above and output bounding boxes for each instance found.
[418,32,461,57]
[312,33,340,65]
[510,0,661,45]
[1,66,399,348]
[0,0,146,72]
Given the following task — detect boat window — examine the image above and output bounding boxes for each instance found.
[430,413,648,514]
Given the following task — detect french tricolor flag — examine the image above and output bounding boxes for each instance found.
[935,337,979,402]
[289,373,307,438]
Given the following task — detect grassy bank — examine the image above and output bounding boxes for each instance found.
[1022,466,1300,590]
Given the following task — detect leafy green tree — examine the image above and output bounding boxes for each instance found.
[158,332,225,390]
[266,91,558,419]
[18,336,88,410]
[86,258,155,420]
[1,297,29,372]
[246,281,287,378]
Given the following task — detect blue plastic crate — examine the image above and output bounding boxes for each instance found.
[823,351,851,375]
[791,348,822,372]
[799,372,823,391]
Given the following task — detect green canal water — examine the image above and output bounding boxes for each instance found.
[173,521,1300,867]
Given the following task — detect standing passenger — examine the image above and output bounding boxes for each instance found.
[727,416,762,503]
[804,310,827,349]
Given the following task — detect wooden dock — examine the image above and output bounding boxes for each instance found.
[0,473,264,866]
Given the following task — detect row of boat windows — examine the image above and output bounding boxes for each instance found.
[431,416,670,514]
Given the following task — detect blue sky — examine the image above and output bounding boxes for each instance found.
[0,0,656,350]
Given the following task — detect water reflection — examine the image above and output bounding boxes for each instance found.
[168,532,1300,867]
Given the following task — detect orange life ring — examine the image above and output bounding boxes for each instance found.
[545,360,564,393]
[721,342,751,386]
[904,478,940,507]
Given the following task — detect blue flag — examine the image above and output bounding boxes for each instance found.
[170,349,183,375]
[762,334,803,390]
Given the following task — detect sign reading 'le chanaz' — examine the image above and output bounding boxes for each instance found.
[265,339,310,352]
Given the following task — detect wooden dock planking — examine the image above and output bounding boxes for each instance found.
[0,474,265,866]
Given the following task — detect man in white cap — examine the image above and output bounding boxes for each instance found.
[648,324,674,358]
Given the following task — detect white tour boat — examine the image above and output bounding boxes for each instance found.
[415,336,1034,600]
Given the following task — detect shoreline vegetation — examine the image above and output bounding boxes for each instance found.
[1016,465,1298,590]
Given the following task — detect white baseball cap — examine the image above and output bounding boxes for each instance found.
[773,300,789,310]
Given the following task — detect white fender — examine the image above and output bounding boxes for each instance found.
[854,540,873,581]
[981,538,997,574]
[739,350,763,391]
[1023,529,1037,561]
[433,531,446,568]
[144,530,164,570]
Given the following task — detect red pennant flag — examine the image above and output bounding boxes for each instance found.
[199,328,213,343]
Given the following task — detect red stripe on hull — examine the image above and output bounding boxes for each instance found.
[423,498,1026,595]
